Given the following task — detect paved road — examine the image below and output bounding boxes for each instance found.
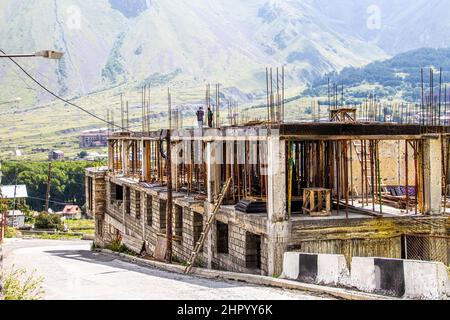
[2,238,330,300]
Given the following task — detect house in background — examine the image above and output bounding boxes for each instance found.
[0,185,28,229]
[6,210,26,228]
[79,129,108,148]
[57,205,82,220]
[49,150,64,161]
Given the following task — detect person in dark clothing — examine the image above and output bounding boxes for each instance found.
[196,106,204,128]
[207,107,213,128]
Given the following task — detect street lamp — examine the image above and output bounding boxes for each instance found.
[0,50,64,60]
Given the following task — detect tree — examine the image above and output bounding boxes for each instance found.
[78,151,88,159]
[34,213,64,231]
[1,160,106,212]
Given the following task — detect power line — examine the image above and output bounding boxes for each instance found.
[26,196,74,206]
[0,48,132,132]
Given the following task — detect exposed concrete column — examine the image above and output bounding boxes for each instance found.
[171,141,181,190]
[206,141,221,203]
[205,139,221,269]
[266,136,290,276]
[204,201,215,269]
[205,141,215,268]
[423,136,442,215]
[141,139,148,182]
[108,140,114,172]
[122,140,129,176]
[267,136,287,222]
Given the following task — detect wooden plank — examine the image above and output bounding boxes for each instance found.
[153,234,167,261]
[122,234,145,255]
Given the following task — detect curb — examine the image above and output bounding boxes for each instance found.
[94,248,393,300]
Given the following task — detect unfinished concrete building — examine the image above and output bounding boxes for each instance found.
[86,106,450,276]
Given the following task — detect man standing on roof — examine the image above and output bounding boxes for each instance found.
[207,106,213,128]
[196,106,205,128]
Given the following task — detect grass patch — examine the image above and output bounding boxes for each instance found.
[33,232,82,240]
[65,219,95,230]
[65,219,95,235]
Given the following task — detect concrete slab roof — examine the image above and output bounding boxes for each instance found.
[108,122,450,142]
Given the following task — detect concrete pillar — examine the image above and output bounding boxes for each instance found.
[205,138,223,268]
[108,140,114,171]
[267,136,287,222]
[423,137,442,215]
[204,201,215,269]
[206,141,221,203]
[170,141,179,189]
[122,140,129,176]
[141,139,148,182]
[266,136,290,276]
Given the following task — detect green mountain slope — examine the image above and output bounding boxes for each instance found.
[306,48,450,101]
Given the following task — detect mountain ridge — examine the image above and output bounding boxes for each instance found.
[0,0,389,106]
[1,0,450,110]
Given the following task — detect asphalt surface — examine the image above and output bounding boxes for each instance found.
[2,238,330,300]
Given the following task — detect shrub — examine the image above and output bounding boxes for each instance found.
[34,213,64,231]
[2,266,45,300]
[5,227,20,238]
[107,239,136,256]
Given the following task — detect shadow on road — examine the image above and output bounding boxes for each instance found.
[44,249,256,290]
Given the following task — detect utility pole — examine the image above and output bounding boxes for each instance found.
[166,131,173,263]
[45,163,52,212]
[11,168,18,227]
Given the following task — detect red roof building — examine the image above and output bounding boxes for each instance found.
[58,205,82,219]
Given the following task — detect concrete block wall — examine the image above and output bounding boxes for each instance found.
[86,170,107,247]
[97,176,270,275]
[143,194,159,254]
[96,216,115,247]
[122,189,142,239]
[172,206,207,267]
[151,197,166,231]
[211,218,268,275]
[86,174,106,218]
[105,181,124,224]
[172,205,190,263]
